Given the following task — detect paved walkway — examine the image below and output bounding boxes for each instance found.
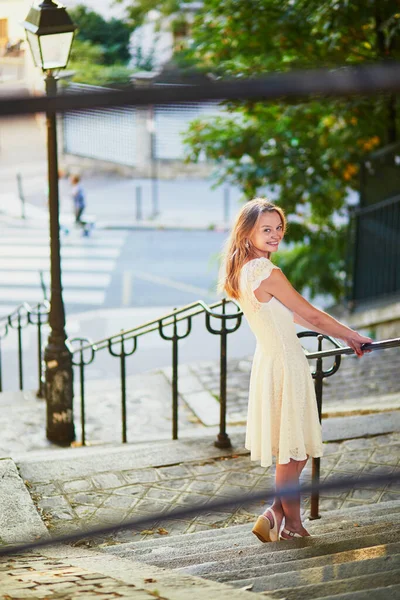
[14,430,400,543]
[0,553,146,600]
[0,544,266,600]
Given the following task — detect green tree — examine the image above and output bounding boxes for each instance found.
[180,0,400,301]
[68,39,133,86]
[70,5,133,64]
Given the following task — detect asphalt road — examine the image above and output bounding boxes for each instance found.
[0,226,256,391]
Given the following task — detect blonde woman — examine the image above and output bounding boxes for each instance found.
[220,198,371,541]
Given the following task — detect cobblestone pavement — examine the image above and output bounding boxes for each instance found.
[24,432,400,546]
[0,554,153,600]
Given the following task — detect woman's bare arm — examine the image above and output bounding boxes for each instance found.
[257,270,372,356]
[293,313,344,337]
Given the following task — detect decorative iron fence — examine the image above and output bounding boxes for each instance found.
[70,298,243,448]
[351,142,400,304]
[0,300,50,398]
[351,194,400,303]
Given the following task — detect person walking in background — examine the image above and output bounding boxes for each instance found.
[219,197,372,542]
[70,174,86,225]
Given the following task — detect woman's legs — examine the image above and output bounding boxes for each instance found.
[276,458,310,537]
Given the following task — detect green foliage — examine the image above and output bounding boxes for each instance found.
[68,39,132,85]
[69,5,133,64]
[181,0,400,301]
[115,0,188,29]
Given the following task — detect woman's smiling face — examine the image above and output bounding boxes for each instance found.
[250,210,284,255]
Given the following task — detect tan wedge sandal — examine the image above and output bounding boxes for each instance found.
[252,507,280,543]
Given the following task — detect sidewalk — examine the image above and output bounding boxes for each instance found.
[0,180,236,232]
[0,426,399,599]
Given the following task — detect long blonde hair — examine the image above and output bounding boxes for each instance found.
[219,198,286,300]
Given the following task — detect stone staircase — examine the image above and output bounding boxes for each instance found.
[101,500,400,599]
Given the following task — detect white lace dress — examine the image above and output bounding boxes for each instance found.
[239,257,323,467]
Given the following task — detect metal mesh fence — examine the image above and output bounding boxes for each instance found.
[62,83,222,165]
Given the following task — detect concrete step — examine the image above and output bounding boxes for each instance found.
[105,524,400,570]
[229,553,400,593]
[171,530,400,578]
[260,570,400,600]
[200,541,400,584]
[103,512,400,560]
[318,584,400,600]
[104,500,400,554]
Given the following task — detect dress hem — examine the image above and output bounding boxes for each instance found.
[245,444,324,468]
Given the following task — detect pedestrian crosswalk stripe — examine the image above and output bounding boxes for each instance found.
[0,271,111,288]
[0,227,127,310]
[0,258,116,272]
[0,236,126,248]
[0,287,105,305]
[0,246,119,258]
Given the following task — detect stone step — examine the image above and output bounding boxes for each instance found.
[200,541,400,584]
[105,525,400,570]
[104,509,400,561]
[106,500,400,553]
[260,570,400,600]
[172,530,400,577]
[228,553,400,593]
[169,531,399,578]
[318,584,400,600]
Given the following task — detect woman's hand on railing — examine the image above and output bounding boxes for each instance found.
[341,331,373,357]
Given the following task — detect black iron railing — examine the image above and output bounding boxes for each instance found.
[0,301,50,398]
[303,333,400,518]
[351,194,400,303]
[70,298,242,448]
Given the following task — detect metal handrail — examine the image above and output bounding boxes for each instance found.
[305,337,400,360]
[300,333,400,519]
[71,298,242,355]
[0,299,50,397]
[70,298,243,447]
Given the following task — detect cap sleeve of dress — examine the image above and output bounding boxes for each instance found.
[247,258,280,291]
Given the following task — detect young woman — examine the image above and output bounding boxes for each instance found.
[220,198,371,541]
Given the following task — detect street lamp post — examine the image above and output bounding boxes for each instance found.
[23,0,76,445]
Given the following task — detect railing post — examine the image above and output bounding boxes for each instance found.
[79,349,86,446]
[310,333,324,520]
[36,311,46,399]
[158,311,192,441]
[70,337,96,447]
[107,333,137,444]
[172,314,179,440]
[135,185,142,221]
[17,312,24,391]
[121,346,127,444]
[215,299,230,448]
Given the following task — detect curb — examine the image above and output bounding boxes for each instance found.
[0,458,49,545]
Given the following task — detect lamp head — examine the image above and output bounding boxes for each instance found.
[22,0,77,72]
